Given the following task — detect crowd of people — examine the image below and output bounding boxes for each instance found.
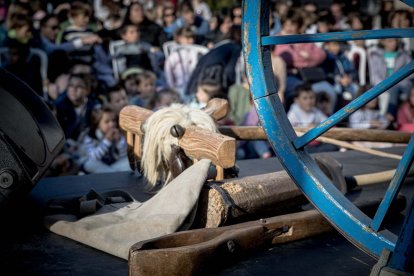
[1,0,413,175]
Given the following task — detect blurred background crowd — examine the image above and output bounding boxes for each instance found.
[1,0,413,176]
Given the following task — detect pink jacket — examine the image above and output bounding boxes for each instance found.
[274,43,326,70]
[397,102,414,132]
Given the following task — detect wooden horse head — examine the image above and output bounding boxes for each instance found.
[119,99,236,190]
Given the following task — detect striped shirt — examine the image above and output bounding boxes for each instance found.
[82,133,127,164]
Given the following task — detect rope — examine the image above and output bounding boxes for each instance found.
[295,131,402,160]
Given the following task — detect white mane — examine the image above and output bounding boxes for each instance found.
[141,104,217,190]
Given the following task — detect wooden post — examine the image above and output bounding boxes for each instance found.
[194,170,307,228]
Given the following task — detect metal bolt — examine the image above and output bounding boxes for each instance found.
[227,240,236,253]
[170,125,185,138]
[0,169,15,189]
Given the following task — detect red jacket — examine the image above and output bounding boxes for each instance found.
[397,102,414,132]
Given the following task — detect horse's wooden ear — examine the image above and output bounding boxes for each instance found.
[201,98,229,121]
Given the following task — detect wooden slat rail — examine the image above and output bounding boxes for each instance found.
[119,104,409,178]
[219,126,411,143]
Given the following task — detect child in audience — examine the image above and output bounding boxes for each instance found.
[287,83,338,153]
[349,86,390,130]
[397,87,414,132]
[227,72,251,125]
[61,2,98,63]
[237,96,273,159]
[316,91,333,117]
[7,14,32,44]
[55,74,98,141]
[136,70,157,108]
[117,23,154,72]
[120,67,142,105]
[368,38,412,117]
[147,88,181,111]
[81,106,129,173]
[349,86,392,148]
[105,85,129,116]
[189,80,225,109]
[164,27,199,96]
[287,83,327,128]
[324,40,359,103]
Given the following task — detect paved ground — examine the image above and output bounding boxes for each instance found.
[0,147,412,275]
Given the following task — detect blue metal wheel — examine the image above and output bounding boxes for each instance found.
[242,0,414,263]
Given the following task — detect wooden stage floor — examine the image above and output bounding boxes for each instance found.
[0,147,413,275]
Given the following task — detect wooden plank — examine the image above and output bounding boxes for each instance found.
[219,126,410,143]
[129,196,405,276]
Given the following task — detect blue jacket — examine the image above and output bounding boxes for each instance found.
[165,16,209,41]
[324,51,358,83]
[184,41,242,97]
[55,92,98,141]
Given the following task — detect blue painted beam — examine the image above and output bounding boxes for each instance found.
[388,192,414,271]
[262,28,414,46]
[294,61,414,149]
[371,135,414,232]
[401,0,414,8]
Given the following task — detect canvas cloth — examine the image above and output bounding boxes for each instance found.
[44,159,211,260]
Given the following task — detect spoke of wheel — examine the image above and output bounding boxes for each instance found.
[370,135,414,232]
[293,61,414,149]
[401,0,414,8]
[388,192,414,271]
[262,28,414,46]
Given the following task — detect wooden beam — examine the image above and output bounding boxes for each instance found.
[129,196,406,276]
[219,126,411,143]
[119,105,152,136]
[179,127,236,169]
[194,170,307,228]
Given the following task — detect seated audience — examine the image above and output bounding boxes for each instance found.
[287,84,338,153]
[80,106,129,173]
[397,87,414,132]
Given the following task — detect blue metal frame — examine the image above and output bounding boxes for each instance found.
[388,191,414,271]
[262,29,414,46]
[242,0,414,259]
[371,135,414,232]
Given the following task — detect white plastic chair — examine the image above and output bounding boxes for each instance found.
[346,44,367,86]
[109,40,128,80]
[162,40,178,58]
[164,44,209,95]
